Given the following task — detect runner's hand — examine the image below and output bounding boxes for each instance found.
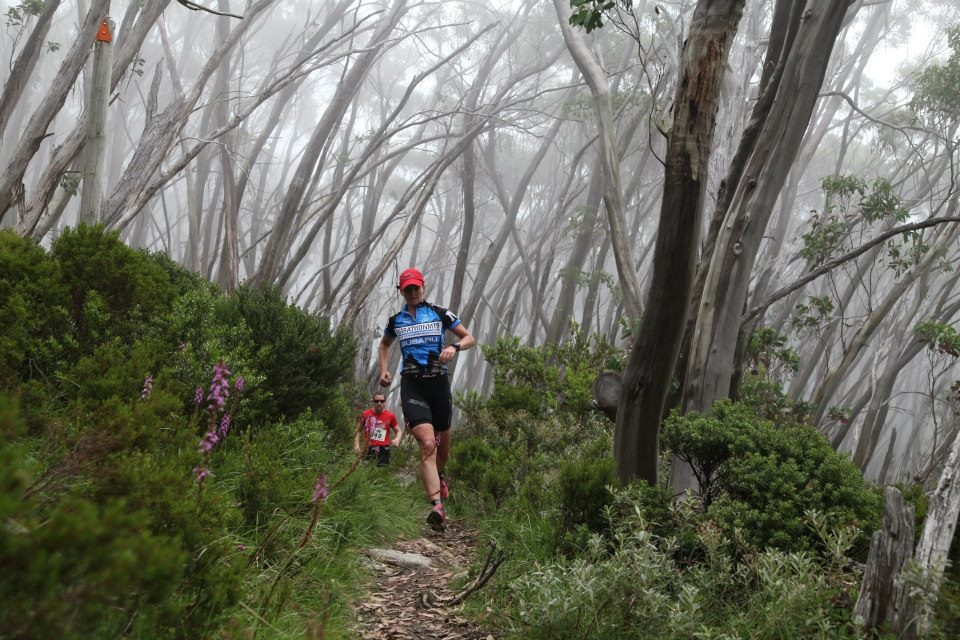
[379,371,392,387]
[439,345,457,364]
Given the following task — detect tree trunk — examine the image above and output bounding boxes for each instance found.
[78,16,114,225]
[253,0,407,287]
[0,0,110,218]
[615,0,746,484]
[554,0,643,321]
[907,424,960,638]
[0,0,62,144]
[684,1,853,415]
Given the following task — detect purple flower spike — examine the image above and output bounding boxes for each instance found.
[194,467,209,482]
[312,475,328,503]
[206,360,232,412]
[194,386,204,406]
[140,374,154,401]
[198,430,219,454]
[235,375,245,393]
[179,341,187,351]
[218,413,231,438]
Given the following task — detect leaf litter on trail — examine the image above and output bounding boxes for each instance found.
[351,519,499,640]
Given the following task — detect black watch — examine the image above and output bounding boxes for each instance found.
[451,342,461,351]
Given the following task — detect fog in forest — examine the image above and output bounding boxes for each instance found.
[2,0,960,486]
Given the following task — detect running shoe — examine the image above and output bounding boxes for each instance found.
[426,503,446,531]
[439,476,450,500]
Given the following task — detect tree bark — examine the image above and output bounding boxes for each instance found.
[853,486,915,633]
[78,16,115,225]
[0,0,110,218]
[684,0,852,416]
[0,0,62,145]
[615,0,746,484]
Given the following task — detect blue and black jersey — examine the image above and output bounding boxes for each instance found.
[384,301,461,374]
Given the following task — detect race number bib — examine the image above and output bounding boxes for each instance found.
[371,426,387,442]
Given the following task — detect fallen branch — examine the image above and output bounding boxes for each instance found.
[419,542,506,608]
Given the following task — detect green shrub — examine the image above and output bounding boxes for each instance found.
[160,285,355,429]
[0,230,71,386]
[51,225,176,354]
[448,437,514,509]
[229,285,356,419]
[557,456,616,542]
[507,486,862,640]
[482,325,624,417]
[0,387,247,639]
[663,400,881,556]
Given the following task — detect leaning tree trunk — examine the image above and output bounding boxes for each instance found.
[811,220,960,426]
[683,0,852,415]
[554,0,643,321]
[0,0,62,145]
[614,0,746,484]
[252,0,407,287]
[340,125,486,328]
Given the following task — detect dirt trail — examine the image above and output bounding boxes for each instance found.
[353,519,500,640]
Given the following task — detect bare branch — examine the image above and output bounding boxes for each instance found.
[175,0,244,19]
[418,543,505,608]
[743,216,960,327]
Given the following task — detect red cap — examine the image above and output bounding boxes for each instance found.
[398,268,424,290]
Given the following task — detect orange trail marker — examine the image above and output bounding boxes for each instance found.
[96,20,112,43]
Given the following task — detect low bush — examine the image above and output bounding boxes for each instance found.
[508,486,863,640]
[0,231,71,386]
[662,399,882,556]
[556,456,617,552]
[52,225,178,357]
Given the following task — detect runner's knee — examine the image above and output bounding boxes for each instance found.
[417,436,437,457]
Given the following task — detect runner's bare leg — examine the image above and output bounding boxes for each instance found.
[436,430,451,477]
[412,423,441,500]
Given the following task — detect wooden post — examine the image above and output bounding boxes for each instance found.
[853,486,915,631]
[78,17,114,225]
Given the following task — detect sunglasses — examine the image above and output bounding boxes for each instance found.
[371,399,385,404]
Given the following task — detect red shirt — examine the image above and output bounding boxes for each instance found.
[359,408,398,446]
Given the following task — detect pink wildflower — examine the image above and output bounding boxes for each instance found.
[140,374,153,401]
[206,360,231,412]
[235,375,245,393]
[193,467,209,482]
[312,475,328,502]
[218,413,231,439]
[194,386,203,406]
[198,430,219,454]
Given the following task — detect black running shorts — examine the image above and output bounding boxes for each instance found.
[400,374,452,432]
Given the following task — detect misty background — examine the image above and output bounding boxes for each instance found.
[2,0,959,485]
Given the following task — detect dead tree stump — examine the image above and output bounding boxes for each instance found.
[853,486,915,632]
[592,371,621,422]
